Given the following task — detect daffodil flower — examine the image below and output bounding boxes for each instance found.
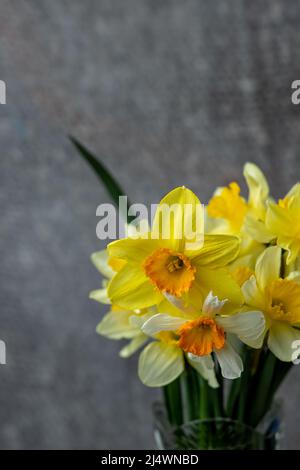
[207,163,270,237]
[140,292,265,384]
[265,183,300,264]
[89,249,126,304]
[107,187,241,311]
[96,307,149,358]
[242,245,300,361]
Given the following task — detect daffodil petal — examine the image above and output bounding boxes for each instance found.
[242,275,265,309]
[243,162,269,216]
[217,311,265,348]
[197,267,243,306]
[91,250,115,278]
[287,271,300,283]
[255,246,281,291]
[142,314,186,336]
[187,354,219,388]
[283,239,300,265]
[163,292,198,315]
[202,291,227,316]
[266,202,293,238]
[107,264,161,309]
[152,186,201,252]
[89,288,110,304]
[138,341,184,387]
[268,322,300,362]
[244,215,274,244]
[96,311,140,339]
[190,234,240,268]
[214,341,244,379]
[119,334,148,358]
[108,237,159,263]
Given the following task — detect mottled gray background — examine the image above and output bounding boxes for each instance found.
[0,0,300,449]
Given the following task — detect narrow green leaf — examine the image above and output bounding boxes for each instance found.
[69,136,133,222]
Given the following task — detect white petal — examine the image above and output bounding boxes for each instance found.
[187,352,214,369]
[202,291,227,316]
[268,322,300,362]
[214,342,244,379]
[96,311,140,339]
[141,314,186,336]
[89,288,111,304]
[188,353,219,388]
[163,292,197,315]
[286,271,300,283]
[91,250,114,278]
[138,341,184,387]
[119,334,148,358]
[217,311,266,348]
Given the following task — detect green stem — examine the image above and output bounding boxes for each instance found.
[163,376,183,427]
[198,376,210,449]
[199,376,209,419]
[180,365,199,422]
[236,348,253,422]
[248,350,277,427]
[226,376,241,417]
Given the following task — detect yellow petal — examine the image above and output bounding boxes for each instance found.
[266,202,294,238]
[138,341,184,387]
[196,267,243,307]
[152,187,202,252]
[243,162,269,218]
[207,182,247,233]
[244,215,274,244]
[242,275,265,309]
[189,234,240,269]
[255,246,281,291]
[107,264,161,309]
[108,237,159,263]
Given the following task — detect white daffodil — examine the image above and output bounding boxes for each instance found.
[89,250,126,304]
[141,292,265,382]
[96,308,149,358]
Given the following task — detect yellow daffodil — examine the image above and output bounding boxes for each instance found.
[207,163,270,236]
[141,292,265,382]
[107,187,242,311]
[265,183,300,264]
[242,246,300,361]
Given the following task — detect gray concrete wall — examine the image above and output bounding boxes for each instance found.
[0,0,299,449]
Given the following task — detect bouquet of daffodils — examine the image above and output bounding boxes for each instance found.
[72,139,300,449]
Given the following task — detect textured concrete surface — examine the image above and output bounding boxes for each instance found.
[0,0,300,449]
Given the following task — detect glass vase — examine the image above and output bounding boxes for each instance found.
[153,401,283,450]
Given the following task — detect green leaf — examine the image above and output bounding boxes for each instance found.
[69,136,133,222]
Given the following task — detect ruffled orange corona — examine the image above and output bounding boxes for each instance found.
[177,317,225,356]
[143,248,196,297]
